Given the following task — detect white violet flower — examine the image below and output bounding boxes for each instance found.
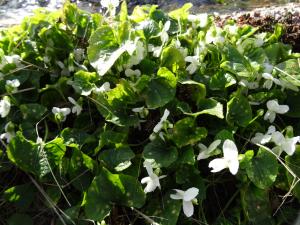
[197,139,221,160]
[148,44,163,58]
[52,107,71,122]
[125,68,141,77]
[251,125,276,144]
[126,40,145,67]
[0,97,10,118]
[208,139,239,175]
[0,122,15,143]
[100,0,119,16]
[262,73,281,90]
[153,109,170,133]
[160,21,171,44]
[187,13,208,28]
[141,160,166,193]
[68,97,82,116]
[94,82,111,93]
[6,79,20,93]
[185,56,200,74]
[271,131,300,156]
[239,79,259,89]
[170,187,199,217]
[264,99,289,123]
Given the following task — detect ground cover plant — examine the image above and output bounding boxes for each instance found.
[1,1,300,224]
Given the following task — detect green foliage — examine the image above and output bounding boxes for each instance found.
[0,2,300,225]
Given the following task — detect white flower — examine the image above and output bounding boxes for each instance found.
[125,68,141,77]
[197,139,221,160]
[185,56,200,74]
[225,24,238,35]
[6,79,20,93]
[0,97,10,118]
[141,160,166,193]
[101,0,119,8]
[239,79,259,89]
[148,44,163,58]
[271,131,300,156]
[262,73,281,90]
[188,13,208,28]
[254,33,265,47]
[0,55,21,69]
[160,21,171,44]
[68,97,82,116]
[264,99,289,123]
[208,139,239,175]
[94,82,111,93]
[170,187,199,217]
[125,40,146,68]
[153,109,170,133]
[0,122,15,143]
[263,63,274,74]
[52,107,71,122]
[100,0,119,16]
[251,125,276,144]
[205,28,225,45]
[74,48,85,62]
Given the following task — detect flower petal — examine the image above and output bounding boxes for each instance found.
[223,140,238,161]
[266,100,278,111]
[272,131,285,145]
[208,158,227,173]
[143,160,153,176]
[183,200,194,217]
[275,105,289,114]
[228,159,239,175]
[170,193,183,200]
[208,139,221,152]
[183,187,199,201]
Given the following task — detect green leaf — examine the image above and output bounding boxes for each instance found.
[7,132,65,178]
[99,130,127,149]
[171,117,207,147]
[161,45,186,72]
[43,137,66,167]
[215,129,234,142]
[226,93,252,127]
[144,192,182,225]
[241,184,274,224]
[285,91,300,118]
[179,98,224,119]
[7,214,33,225]
[93,80,139,126]
[85,168,146,220]
[99,145,135,171]
[168,3,193,20]
[246,148,278,189]
[276,59,300,87]
[209,71,236,90]
[179,80,206,103]
[71,70,98,94]
[178,146,195,165]
[137,19,160,40]
[264,43,291,65]
[143,139,178,167]
[88,26,127,76]
[143,67,176,108]
[285,146,300,200]
[20,104,47,122]
[61,128,90,147]
[3,183,35,209]
[119,1,128,22]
